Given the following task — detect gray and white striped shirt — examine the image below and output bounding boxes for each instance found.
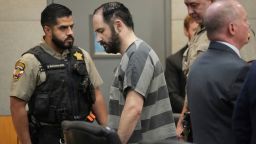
[108,39,176,143]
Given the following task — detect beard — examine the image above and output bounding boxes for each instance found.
[100,27,121,54]
[52,34,74,50]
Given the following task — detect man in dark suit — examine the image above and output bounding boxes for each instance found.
[186,1,251,144]
[165,15,198,114]
[233,60,256,144]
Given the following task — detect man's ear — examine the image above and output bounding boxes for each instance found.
[114,19,122,33]
[228,23,236,36]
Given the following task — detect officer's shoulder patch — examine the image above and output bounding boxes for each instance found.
[13,60,25,80]
[73,51,84,61]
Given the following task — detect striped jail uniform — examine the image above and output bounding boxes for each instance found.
[108,39,176,143]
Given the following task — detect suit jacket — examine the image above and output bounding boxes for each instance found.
[187,41,249,144]
[165,45,187,113]
[233,61,256,144]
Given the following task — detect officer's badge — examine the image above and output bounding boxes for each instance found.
[73,51,83,61]
[13,60,25,80]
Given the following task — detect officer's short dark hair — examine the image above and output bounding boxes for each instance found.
[41,3,72,27]
[93,2,134,30]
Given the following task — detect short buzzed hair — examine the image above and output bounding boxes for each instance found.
[41,3,72,27]
[93,2,134,30]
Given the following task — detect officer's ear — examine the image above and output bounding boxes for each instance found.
[43,25,52,35]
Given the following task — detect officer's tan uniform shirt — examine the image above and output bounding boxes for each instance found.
[182,26,209,77]
[10,41,103,102]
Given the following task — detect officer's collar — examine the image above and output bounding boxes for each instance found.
[196,25,206,35]
[40,38,70,60]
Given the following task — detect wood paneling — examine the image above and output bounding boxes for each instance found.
[0,116,18,144]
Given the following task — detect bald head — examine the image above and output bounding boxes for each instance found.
[204,0,246,40]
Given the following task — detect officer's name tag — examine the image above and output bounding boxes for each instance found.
[46,64,65,70]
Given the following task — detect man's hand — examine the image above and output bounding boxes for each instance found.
[176,118,184,140]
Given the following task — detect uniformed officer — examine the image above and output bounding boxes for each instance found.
[10,3,108,144]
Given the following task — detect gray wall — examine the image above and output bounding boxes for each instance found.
[48,0,171,104]
[0,0,46,115]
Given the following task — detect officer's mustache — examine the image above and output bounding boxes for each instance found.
[65,36,74,41]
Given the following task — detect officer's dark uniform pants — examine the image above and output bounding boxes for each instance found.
[34,126,63,144]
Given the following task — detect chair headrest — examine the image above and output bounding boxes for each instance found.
[62,120,121,144]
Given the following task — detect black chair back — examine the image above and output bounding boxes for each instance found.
[62,121,121,144]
